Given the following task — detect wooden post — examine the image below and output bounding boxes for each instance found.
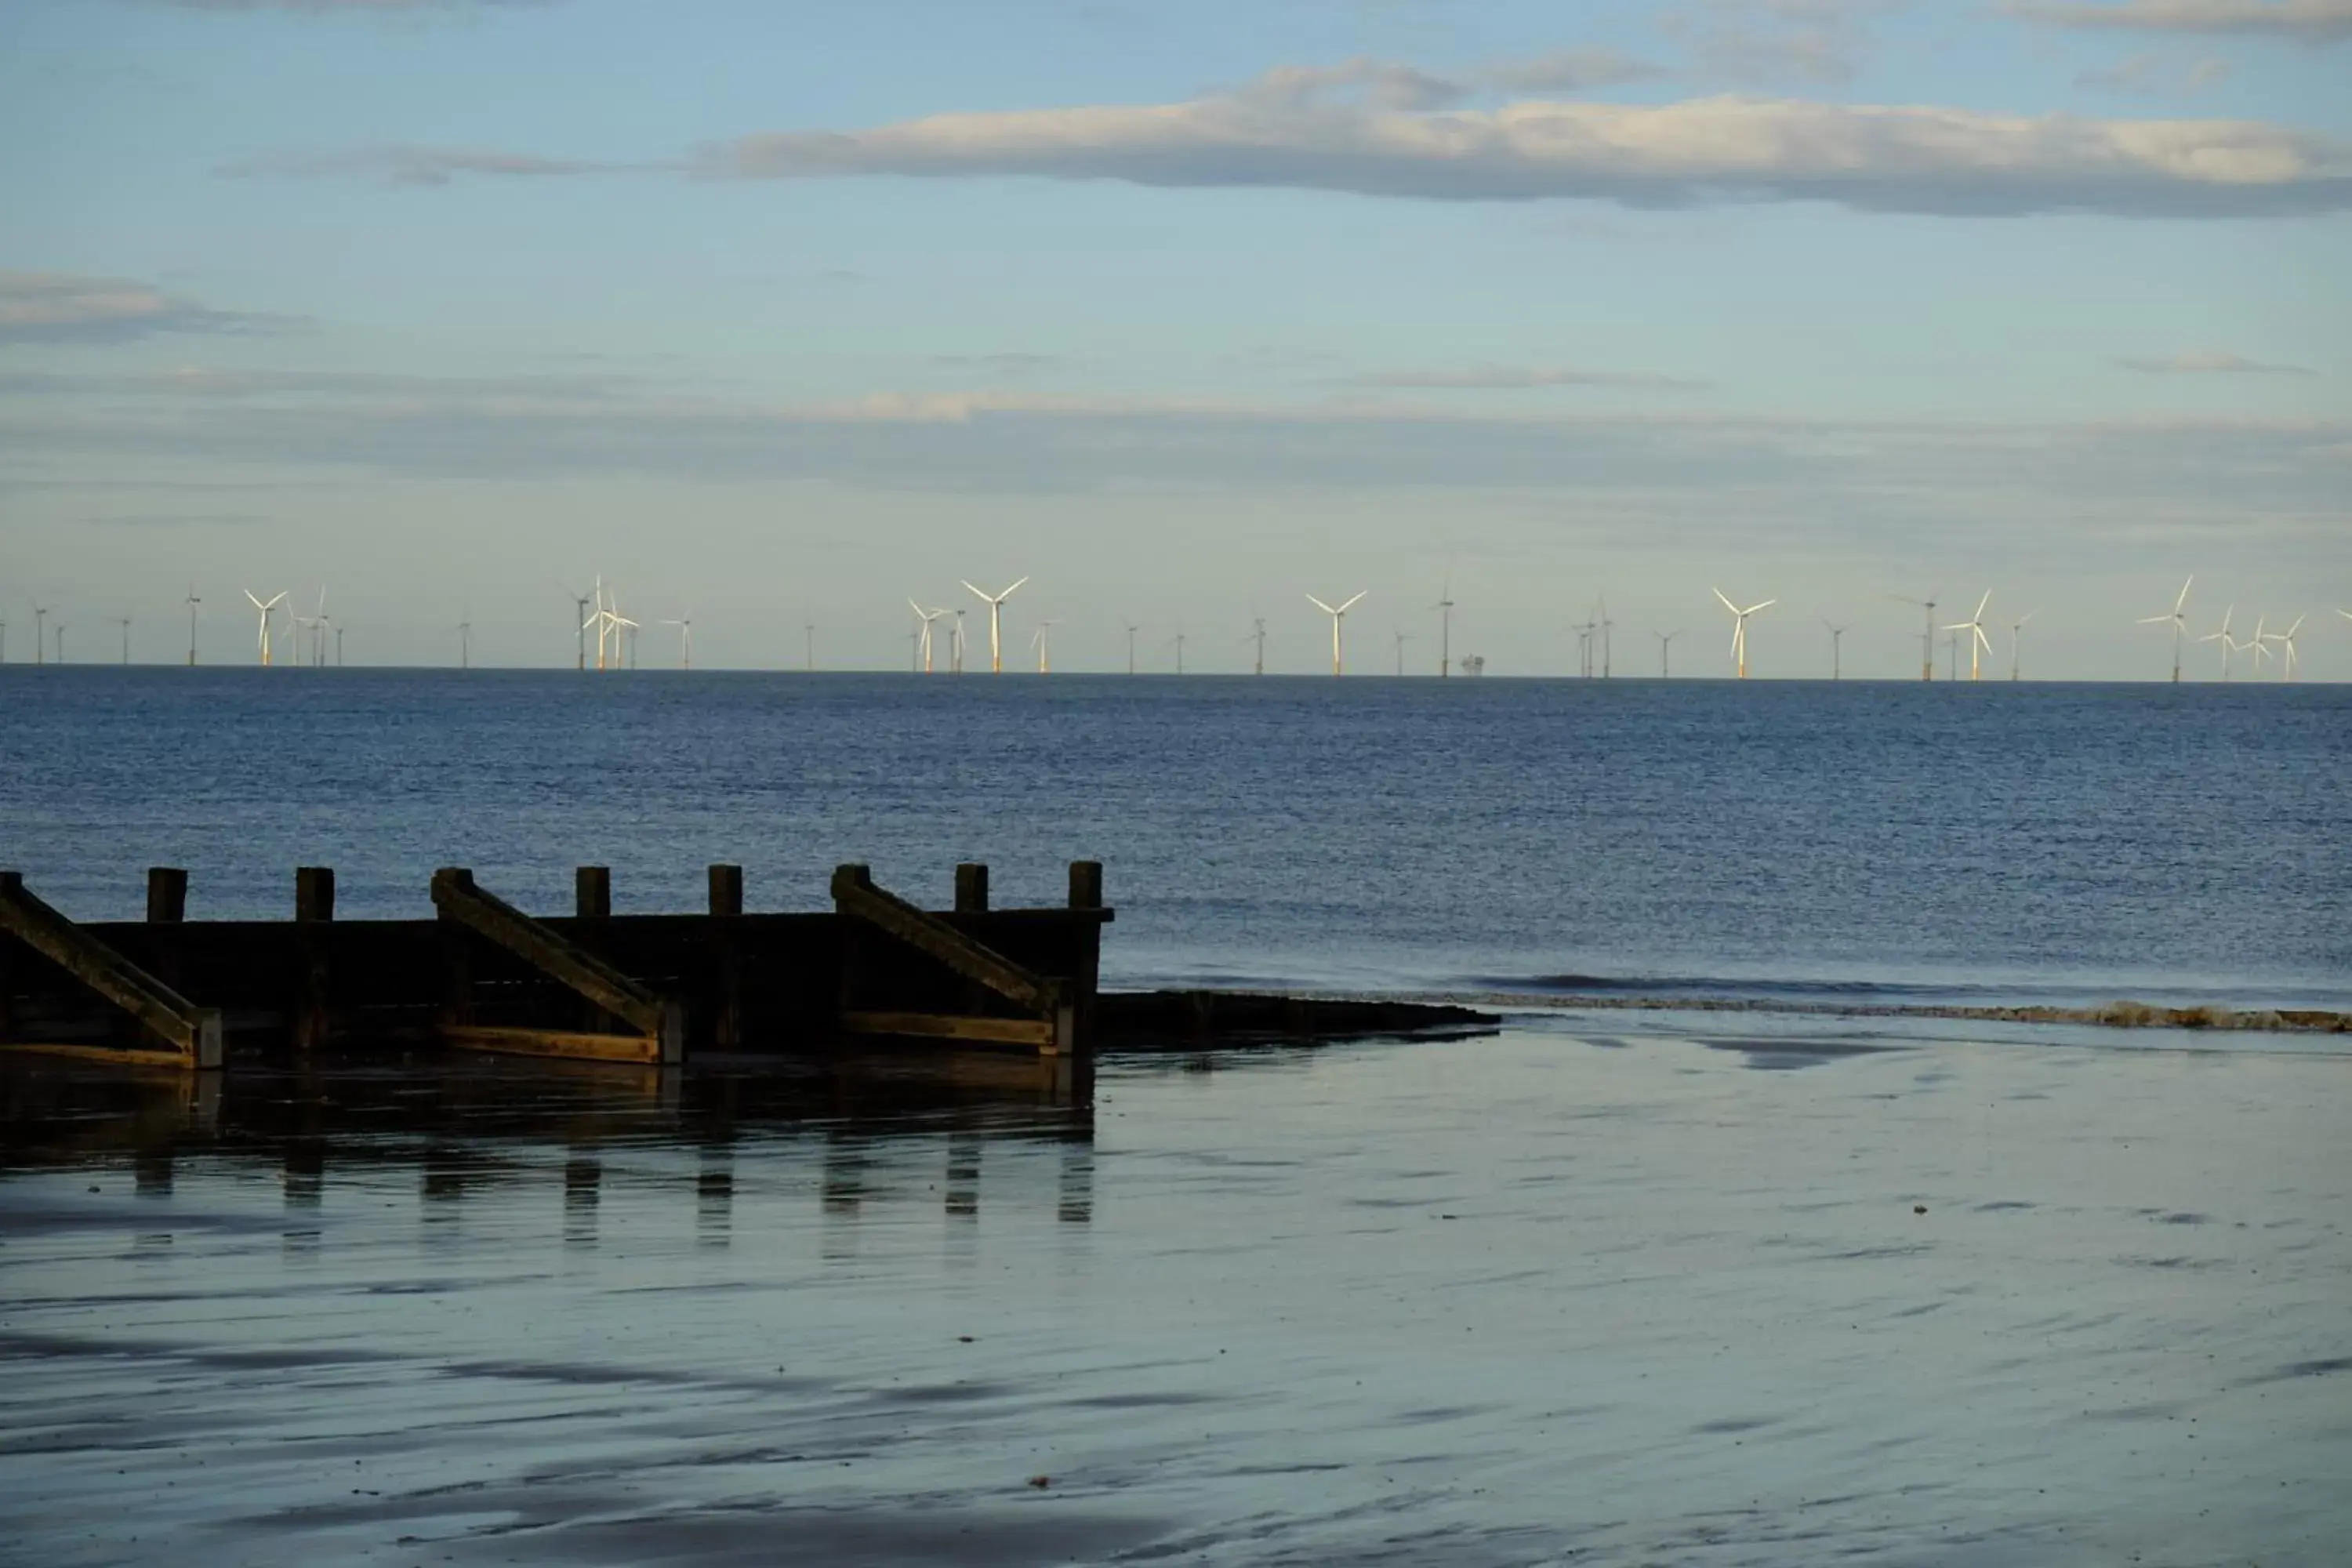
[708,863,742,1051]
[147,868,188,924]
[293,867,334,1052]
[1066,861,1103,1062]
[835,863,869,1035]
[575,866,611,920]
[955,863,989,913]
[575,866,611,1030]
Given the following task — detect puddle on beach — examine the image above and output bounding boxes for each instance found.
[2,1029,2347,1566]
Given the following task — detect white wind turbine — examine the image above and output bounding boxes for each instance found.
[909,600,948,673]
[1942,591,1993,682]
[583,577,613,670]
[2137,575,2194,684]
[1030,619,1058,673]
[2009,609,2037,681]
[184,584,201,666]
[950,608,967,673]
[2198,605,2237,681]
[1654,630,1679,678]
[1823,619,1848,681]
[2246,613,2270,677]
[662,612,694,670]
[1306,591,1367,676]
[245,590,288,666]
[962,577,1029,673]
[2264,615,2304,681]
[1712,588,1774,680]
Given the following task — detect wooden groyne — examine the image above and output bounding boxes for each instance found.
[0,862,1110,1073]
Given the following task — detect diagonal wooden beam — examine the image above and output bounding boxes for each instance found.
[0,872,223,1069]
[430,868,681,1061]
[831,866,1062,1016]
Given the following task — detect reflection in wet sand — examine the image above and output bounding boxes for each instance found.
[2,1029,2347,1565]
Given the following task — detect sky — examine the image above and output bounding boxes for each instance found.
[2,0,2348,677]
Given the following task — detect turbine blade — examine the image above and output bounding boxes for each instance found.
[1711,587,1737,613]
[1307,595,1335,615]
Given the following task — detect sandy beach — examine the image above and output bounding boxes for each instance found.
[2,1019,2347,1566]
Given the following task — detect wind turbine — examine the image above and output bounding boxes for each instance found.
[949,609,967,673]
[185,585,201,666]
[962,577,1028,673]
[1246,617,1266,676]
[0,616,7,664]
[563,583,592,670]
[1712,588,1774,680]
[1170,630,1188,675]
[335,622,346,666]
[2265,615,2304,681]
[662,612,694,670]
[2136,575,2194,684]
[2246,613,2270,677]
[245,590,288,666]
[909,601,947,673]
[1306,591,1367,676]
[114,615,132,666]
[2198,606,2236,681]
[1434,575,1454,678]
[2009,610,2037,681]
[53,621,67,664]
[1823,619,1849,681]
[1888,591,1939,681]
[1575,610,1598,678]
[1942,591,1993,682]
[1029,619,1058,673]
[1124,622,1141,676]
[1654,630,1679,678]
[458,615,472,670]
[1595,596,1613,679]
[32,603,47,666]
[1394,630,1411,676]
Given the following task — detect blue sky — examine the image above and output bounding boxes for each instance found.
[2,0,2347,677]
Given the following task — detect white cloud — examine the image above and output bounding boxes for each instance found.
[1482,49,1668,93]
[2005,1,2352,42]
[1665,0,1904,85]
[1350,364,1706,390]
[697,90,2352,218]
[2114,350,2318,372]
[0,271,292,344]
[2075,50,2235,91]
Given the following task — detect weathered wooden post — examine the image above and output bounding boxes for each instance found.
[441,868,477,1030]
[293,866,335,1052]
[1067,861,1103,1062]
[954,863,989,913]
[708,863,743,1051]
[575,866,611,1030]
[834,863,870,1036]
[145,866,188,995]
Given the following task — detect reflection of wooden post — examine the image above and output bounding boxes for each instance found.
[293,866,335,1052]
[708,863,742,1051]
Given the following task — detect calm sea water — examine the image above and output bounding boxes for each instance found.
[2,669,2346,1010]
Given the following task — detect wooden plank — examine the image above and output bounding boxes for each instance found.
[0,872,220,1069]
[441,1025,665,1064]
[0,1040,206,1070]
[842,1011,1058,1047]
[831,866,1061,1015]
[147,868,187,924]
[430,868,665,1037]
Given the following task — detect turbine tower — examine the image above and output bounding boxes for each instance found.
[1394,630,1410,677]
[115,615,132,666]
[2246,614,2270,677]
[2009,610,2037,681]
[962,577,1029,673]
[1124,622,1140,676]
[32,603,47,666]
[1170,630,1187,675]
[564,583,592,671]
[458,616,472,670]
[1029,619,1058,673]
[1246,617,1266,676]
[245,590,288,666]
[2264,615,2304,681]
[1712,588,1774,680]
[2136,575,2194,684]
[1306,591,1367,677]
[1942,591,1993,682]
[2198,606,2236,681]
[184,585,201,666]
[1654,630,1679,678]
[1434,576,1454,677]
[908,601,947,673]
[1823,619,1849,681]
[1889,591,1939,681]
[661,612,694,670]
[1595,596,1613,679]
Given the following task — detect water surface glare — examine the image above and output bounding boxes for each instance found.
[2,1029,2347,1565]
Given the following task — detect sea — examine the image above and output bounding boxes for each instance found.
[2,668,2346,1011]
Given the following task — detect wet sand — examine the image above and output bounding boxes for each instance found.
[2,1024,2347,1566]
